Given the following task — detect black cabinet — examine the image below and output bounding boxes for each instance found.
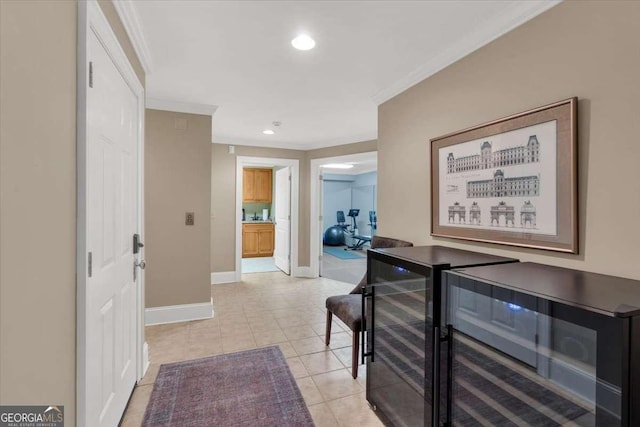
[364,246,518,427]
[442,263,640,426]
[366,252,640,426]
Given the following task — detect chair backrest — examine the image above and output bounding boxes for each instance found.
[349,236,413,294]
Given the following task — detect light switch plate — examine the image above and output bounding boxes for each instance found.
[185,212,195,226]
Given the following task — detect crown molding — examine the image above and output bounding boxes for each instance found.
[146,98,219,116]
[304,131,378,150]
[325,165,377,176]
[211,137,310,151]
[212,131,377,151]
[372,0,562,105]
[112,0,154,74]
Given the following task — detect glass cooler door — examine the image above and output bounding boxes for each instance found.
[366,257,434,427]
[444,275,625,426]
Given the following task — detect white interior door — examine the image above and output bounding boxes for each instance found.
[318,173,324,277]
[274,167,291,274]
[84,27,139,427]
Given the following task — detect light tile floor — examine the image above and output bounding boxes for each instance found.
[321,245,367,285]
[241,256,280,273]
[121,271,383,427]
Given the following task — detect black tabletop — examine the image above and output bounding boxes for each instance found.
[371,245,518,269]
[450,262,640,318]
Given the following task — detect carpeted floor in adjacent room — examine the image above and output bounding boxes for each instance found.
[120,271,383,427]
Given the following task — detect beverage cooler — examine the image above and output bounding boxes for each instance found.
[365,252,640,427]
[441,263,640,426]
[363,246,517,427]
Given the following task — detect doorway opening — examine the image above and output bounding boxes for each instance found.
[310,152,377,283]
[236,157,300,280]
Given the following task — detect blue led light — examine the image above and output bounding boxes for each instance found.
[506,302,523,312]
[393,266,408,273]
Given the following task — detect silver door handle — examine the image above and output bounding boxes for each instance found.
[134,259,146,282]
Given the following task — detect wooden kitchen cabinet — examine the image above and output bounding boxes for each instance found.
[242,169,256,201]
[242,168,272,202]
[242,223,274,257]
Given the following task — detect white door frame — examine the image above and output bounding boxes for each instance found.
[309,151,377,278]
[77,1,147,424]
[235,157,300,281]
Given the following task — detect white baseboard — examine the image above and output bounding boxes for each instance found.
[211,271,238,284]
[145,300,213,325]
[293,266,316,278]
[211,268,316,281]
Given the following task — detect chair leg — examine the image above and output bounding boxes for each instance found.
[325,311,332,346]
[352,330,359,379]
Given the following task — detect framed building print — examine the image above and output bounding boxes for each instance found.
[430,97,578,253]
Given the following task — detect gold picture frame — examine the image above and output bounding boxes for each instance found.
[431,98,578,253]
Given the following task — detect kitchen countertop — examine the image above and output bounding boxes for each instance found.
[242,220,274,224]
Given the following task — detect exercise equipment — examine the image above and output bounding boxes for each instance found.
[324,210,377,249]
[369,210,377,232]
[344,210,378,251]
[345,234,372,251]
[323,211,349,246]
[347,209,360,234]
[336,211,346,228]
[323,226,346,246]
[344,209,370,250]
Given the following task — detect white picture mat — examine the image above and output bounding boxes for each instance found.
[438,120,557,236]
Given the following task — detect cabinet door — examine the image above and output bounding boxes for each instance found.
[448,282,538,366]
[243,169,256,202]
[255,169,272,202]
[242,225,259,257]
[444,276,625,427]
[258,225,274,256]
[367,258,432,427]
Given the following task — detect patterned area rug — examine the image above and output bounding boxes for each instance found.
[142,346,314,426]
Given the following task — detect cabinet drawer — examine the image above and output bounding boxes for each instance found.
[242,223,274,231]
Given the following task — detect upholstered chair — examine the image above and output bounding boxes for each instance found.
[325,235,413,378]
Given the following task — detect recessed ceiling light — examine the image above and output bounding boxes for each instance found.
[291,34,315,51]
[263,129,275,135]
[321,163,354,169]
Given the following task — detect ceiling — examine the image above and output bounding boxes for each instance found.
[320,151,377,176]
[116,1,558,150]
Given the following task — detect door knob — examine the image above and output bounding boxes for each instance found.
[133,259,146,282]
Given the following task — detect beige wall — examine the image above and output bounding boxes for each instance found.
[378,1,640,280]
[146,110,212,307]
[0,1,143,425]
[210,140,378,273]
[0,0,77,420]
